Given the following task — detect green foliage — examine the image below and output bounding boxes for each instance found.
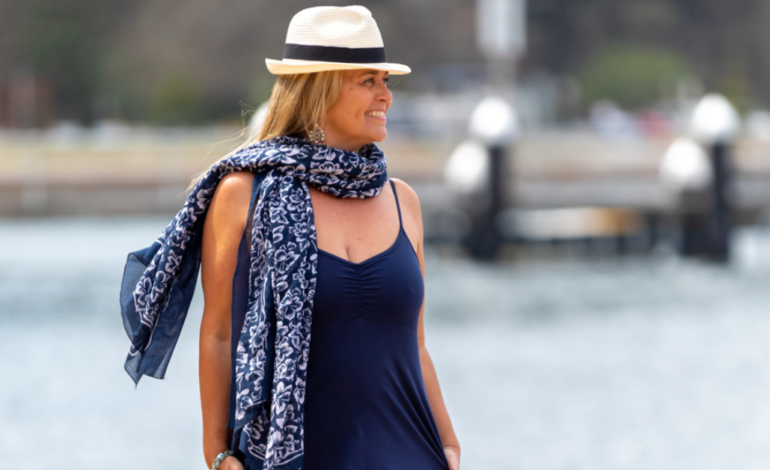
[578,43,692,109]
[6,0,770,122]
[149,75,206,125]
[715,60,753,114]
[20,0,105,121]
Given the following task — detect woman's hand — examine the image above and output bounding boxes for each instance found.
[221,456,244,470]
[444,444,461,470]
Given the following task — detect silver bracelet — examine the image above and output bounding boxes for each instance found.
[212,450,234,470]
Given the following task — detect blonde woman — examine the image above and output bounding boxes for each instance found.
[120,6,460,470]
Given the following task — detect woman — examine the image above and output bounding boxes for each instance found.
[120,6,459,470]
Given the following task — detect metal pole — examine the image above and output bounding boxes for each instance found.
[465,144,507,260]
[708,141,732,261]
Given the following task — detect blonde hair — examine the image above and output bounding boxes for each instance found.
[189,70,345,189]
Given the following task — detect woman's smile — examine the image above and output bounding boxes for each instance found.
[364,109,387,121]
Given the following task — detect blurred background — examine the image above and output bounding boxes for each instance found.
[3,0,770,469]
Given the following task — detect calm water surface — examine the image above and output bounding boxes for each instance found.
[2,216,770,470]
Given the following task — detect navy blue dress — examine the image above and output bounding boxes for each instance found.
[229,177,449,470]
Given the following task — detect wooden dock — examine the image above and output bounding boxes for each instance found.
[2,127,769,225]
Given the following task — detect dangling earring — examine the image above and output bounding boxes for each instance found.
[309,124,325,145]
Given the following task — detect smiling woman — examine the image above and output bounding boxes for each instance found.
[119,6,460,470]
[198,9,463,468]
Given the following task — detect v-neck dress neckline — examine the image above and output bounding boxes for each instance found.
[316,178,408,266]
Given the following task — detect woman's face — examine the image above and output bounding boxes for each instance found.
[323,69,392,152]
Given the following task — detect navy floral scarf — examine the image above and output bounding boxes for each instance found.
[119,135,388,470]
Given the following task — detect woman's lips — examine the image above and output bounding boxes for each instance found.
[364,110,387,120]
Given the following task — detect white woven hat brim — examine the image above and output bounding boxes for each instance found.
[265,58,411,75]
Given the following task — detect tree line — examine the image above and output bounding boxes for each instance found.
[0,0,767,125]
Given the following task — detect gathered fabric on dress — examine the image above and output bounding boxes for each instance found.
[229,177,448,470]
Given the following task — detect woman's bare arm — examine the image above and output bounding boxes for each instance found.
[199,171,254,469]
[392,178,461,469]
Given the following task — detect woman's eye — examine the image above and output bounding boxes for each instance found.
[362,76,388,86]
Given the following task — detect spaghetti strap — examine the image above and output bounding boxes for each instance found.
[389,179,403,229]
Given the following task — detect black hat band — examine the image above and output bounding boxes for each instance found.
[283,44,387,64]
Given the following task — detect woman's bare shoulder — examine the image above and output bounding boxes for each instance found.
[390,177,420,208]
[216,170,254,195]
[390,177,423,231]
[207,171,255,229]
[212,171,254,202]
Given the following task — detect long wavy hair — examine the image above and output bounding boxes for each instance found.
[189,70,344,189]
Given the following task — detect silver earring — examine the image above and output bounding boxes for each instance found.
[309,124,325,145]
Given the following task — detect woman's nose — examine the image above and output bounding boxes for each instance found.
[377,82,392,102]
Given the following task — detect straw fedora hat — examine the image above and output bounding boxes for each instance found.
[265,6,411,75]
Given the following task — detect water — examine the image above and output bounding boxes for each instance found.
[2,216,770,470]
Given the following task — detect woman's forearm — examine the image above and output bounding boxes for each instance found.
[199,321,233,467]
[419,346,461,455]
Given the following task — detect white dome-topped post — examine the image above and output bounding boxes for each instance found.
[468,95,520,146]
[446,0,526,260]
[659,137,713,192]
[452,95,519,260]
[658,137,713,257]
[688,93,740,262]
[444,140,490,195]
[690,93,741,145]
